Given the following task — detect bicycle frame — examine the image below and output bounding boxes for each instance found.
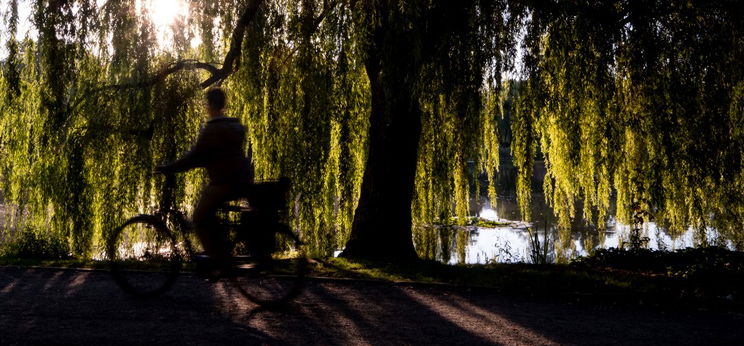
[150,173,287,261]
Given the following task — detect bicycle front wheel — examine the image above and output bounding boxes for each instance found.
[107,215,182,298]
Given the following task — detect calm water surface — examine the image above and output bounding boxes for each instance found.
[430,195,728,265]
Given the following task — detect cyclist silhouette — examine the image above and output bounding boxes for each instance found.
[156,87,253,269]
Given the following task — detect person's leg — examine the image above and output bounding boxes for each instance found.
[193,185,232,267]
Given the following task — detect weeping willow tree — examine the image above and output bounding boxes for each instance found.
[512,0,744,254]
[0,0,371,258]
[1,0,742,261]
[0,0,208,256]
[225,0,371,255]
[340,1,525,259]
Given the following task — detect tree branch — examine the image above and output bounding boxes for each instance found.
[107,0,264,89]
[201,0,264,87]
[68,59,218,113]
[69,0,265,113]
[100,59,222,91]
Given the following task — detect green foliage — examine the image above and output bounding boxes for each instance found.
[0,0,742,260]
[415,1,519,216]
[1,227,70,259]
[574,246,744,275]
[0,0,373,258]
[0,1,204,258]
[513,0,744,249]
[469,218,510,228]
[228,0,370,255]
[573,247,744,300]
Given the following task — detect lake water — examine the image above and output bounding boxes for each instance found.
[423,195,731,265]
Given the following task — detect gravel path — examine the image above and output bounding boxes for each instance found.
[0,266,741,345]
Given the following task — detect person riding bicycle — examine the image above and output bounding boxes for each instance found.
[156,87,253,270]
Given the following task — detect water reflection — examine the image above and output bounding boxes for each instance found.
[417,195,732,265]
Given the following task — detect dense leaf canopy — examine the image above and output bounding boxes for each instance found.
[0,0,741,258]
[513,0,744,252]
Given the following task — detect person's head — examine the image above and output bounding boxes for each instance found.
[206,87,226,117]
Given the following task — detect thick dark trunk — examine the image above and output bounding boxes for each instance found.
[341,26,422,261]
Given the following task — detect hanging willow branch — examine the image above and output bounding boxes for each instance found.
[144,0,264,88]
[274,0,344,68]
[69,0,264,114]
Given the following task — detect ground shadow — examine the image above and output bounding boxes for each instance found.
[242,279,743,345]
[0,267,273,345]
[1,267,741,345]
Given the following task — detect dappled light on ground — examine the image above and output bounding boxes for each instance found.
[403,289,557,345]
[1,267,742,345]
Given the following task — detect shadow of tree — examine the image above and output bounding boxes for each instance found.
[0,267,273,345]
[1,267,741,345]
[240,280,743,345]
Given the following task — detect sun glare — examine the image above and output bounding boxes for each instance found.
[139,0,190,46]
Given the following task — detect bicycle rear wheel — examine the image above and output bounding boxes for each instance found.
[230,224,307,308]
[107,215,182,298]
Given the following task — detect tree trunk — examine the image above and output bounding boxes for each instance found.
[341,12,422,261]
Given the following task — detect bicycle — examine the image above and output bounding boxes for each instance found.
[105,173,307,307]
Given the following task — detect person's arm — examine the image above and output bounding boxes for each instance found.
[157,125,216,173]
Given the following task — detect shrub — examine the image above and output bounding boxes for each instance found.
[0,228,71,260]
[572,247,744,300]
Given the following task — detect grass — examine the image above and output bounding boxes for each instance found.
[0,257,106,269]
[305,251,743,311]
[310,257,650,295]
[471,219,511,228]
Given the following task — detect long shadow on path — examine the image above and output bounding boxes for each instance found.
[0,267,272,345]
[239,281,743,345]
[1,267,741,345]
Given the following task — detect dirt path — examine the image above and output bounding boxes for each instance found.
[0,266,740,345]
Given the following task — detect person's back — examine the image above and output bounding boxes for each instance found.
[160,113,252,185]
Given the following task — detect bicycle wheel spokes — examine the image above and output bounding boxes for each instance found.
[231,228,307,307]
[108,216,181,297]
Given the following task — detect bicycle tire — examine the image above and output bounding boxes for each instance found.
[230,225,308,308]
[107,215,182,298]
